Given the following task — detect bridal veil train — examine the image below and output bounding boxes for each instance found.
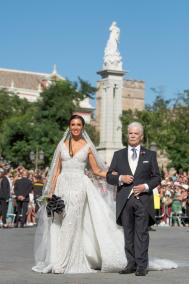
[32,127,177,274]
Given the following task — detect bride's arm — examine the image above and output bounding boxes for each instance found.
[48,154,62,198]
[88,148,107,178]
[88,149,118,178]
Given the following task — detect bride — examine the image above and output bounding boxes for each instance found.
[32,115,177,274]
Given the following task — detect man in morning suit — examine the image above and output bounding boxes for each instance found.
[106,122,161,276]
[14,170,33,228]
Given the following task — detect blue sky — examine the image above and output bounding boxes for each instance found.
[0,0,189,106]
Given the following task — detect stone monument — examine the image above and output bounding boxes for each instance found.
[97,22,125,164]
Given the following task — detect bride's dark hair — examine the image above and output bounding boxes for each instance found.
[68,114,85,127]
[68,114,85,157]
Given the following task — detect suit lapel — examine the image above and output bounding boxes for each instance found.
[134,146,147,177]
[122,147,133,175]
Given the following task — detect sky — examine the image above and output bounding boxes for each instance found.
[0,0,189,107]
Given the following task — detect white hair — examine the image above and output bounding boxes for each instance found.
[127,121,144,135]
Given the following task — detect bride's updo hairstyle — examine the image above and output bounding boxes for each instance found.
[68,114,85,127]
[68,114,85,157]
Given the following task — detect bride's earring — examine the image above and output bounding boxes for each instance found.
[81,129,84,138]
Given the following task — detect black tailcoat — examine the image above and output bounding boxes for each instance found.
[106,146,161,226]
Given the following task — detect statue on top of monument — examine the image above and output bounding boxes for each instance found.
[106,21,120,53]
[103,21,123,71]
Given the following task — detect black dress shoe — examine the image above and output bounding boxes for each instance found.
[119,266,136,274]
[135,267,147,276]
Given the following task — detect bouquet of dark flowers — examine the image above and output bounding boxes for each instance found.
[37,194,65,220]
[46,194,65,219]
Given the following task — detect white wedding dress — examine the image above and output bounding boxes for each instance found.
[32,143,177,274]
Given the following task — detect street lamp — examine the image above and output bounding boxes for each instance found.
[29,147,44,171]
[0,155,4,163]
[150,142,157,152]
[0,155,8,165]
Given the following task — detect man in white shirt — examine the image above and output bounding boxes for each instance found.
[107,122,161,276]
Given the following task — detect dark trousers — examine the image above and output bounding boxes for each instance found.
[0,199,8,224]
[121,195,149,269]
[15,200,29,226]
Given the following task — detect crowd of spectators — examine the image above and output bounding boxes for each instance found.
[154,171,189,227]
[0,163,47,228]
[0,162,189,228]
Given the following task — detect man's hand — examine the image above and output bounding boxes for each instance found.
[120,175,134,184]
[17,195,25,201]
[133,184,145,196]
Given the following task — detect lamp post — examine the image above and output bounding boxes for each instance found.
[0,155,7,165]
[150,142,157,152]
[0,155,4,164]
[150,142,158,152]
[29,147,44,171]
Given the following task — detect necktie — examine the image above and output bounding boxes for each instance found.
[131,148,137,161]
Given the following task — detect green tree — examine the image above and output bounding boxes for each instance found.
[165,90,189,171]
[36,79,96,130]
[0,89,31,127]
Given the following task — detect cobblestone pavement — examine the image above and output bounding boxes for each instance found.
[0,226,188,284]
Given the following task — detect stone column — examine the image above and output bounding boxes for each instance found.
[97,70,124,164]
[96,22,125,165]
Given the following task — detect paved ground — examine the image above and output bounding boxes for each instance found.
[0,226,188,284]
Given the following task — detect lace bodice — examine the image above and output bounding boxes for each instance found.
[60,143,90,174]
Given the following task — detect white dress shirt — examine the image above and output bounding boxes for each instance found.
[128,145,140,175]
[119,145,149,191]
